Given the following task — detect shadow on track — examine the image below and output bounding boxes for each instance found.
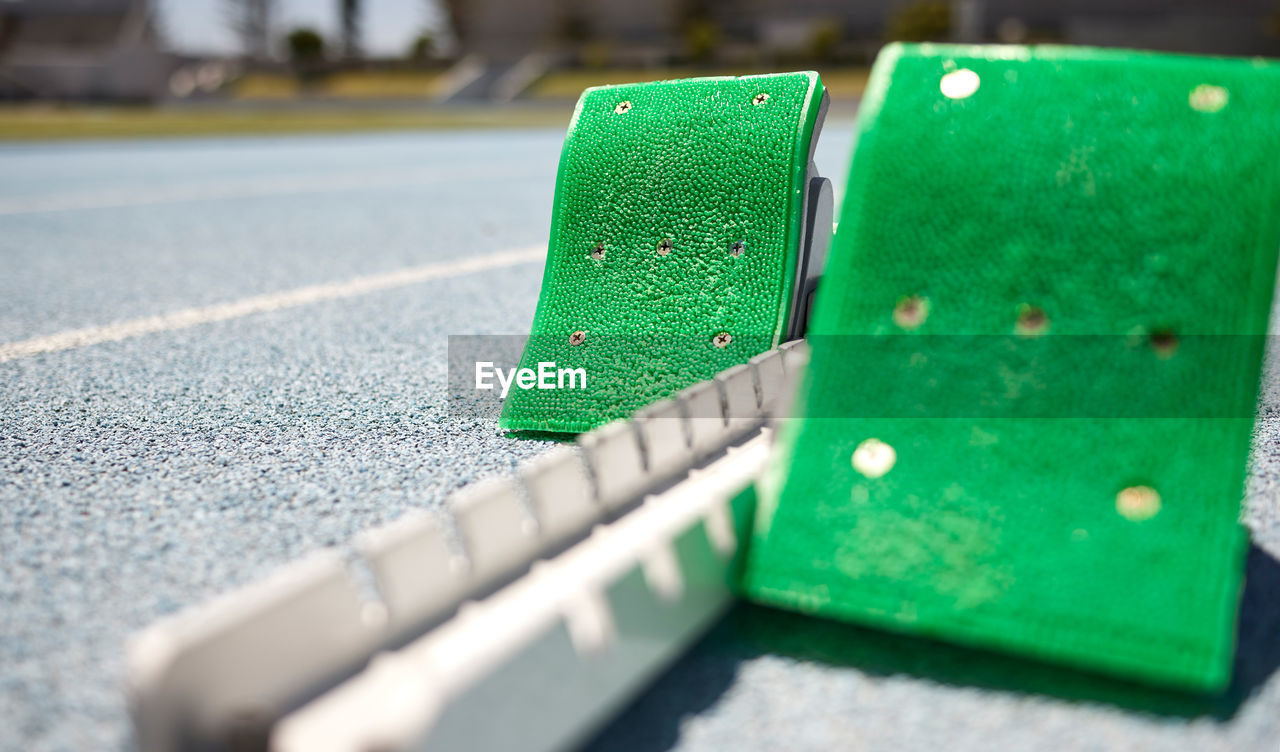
[585,543,1280,752]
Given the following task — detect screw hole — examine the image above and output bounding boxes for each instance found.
[1149,329,1179,358]
[752,93,770,106]
[729,240,746,257]
[893,296,928,330]
[712,332,733,348]
[1015,306,1049,337]
[569,331,587,346]
[614,101,632,114]
[657,238,673,256]
[589,242,605,260]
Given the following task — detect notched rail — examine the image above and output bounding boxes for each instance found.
[127,341,810,752]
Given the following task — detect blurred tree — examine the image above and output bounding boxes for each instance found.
[340,0,362,59]
[558,8,592,47]
[408,33,435,61]
[557,1,593,66]
[286,28,326,65]
[886,1,951,42]
[224,0,274,60]
[578,40,612,68]
[679,0,719,65]
[684,20,720,64]
[810,20,842,63]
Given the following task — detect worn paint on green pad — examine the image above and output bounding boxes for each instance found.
[500,72,824,435]
[740,44,1280,690]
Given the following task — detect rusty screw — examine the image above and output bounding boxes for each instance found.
[893,296,928,329]
[569,331,587,346]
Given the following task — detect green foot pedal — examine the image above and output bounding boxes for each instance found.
[741,44,1280,690]
[501,73,831,435]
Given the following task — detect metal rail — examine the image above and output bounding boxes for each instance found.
[127,341,810,752]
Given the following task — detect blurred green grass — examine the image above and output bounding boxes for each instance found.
[528,67,869,100]
[0,67,865,141]
[231,71,450,100]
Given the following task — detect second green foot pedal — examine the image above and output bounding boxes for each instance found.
[741,44,1280,691]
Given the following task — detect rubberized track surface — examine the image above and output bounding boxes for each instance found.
[2,128,1278,752]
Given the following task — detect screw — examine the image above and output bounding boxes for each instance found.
[1116,485,1161,521]
[569,331,587,346]
[614,101,632,114]
[712,332,733,348]
[852,438,897,479]
[657,238,673,256]
[1189,84,1228,113]
[893,296,928,329]
[940,69,980,99]
[589,242,605,260]
[1015,305,1048,337]
[729,240,746,257]
[753,93,769,105]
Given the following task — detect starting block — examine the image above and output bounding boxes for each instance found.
[500,72,832,435]
[740,44,1280,691]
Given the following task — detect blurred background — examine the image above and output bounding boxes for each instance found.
[2,0,1280,138]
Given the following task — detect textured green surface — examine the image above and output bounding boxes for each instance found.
[501,73,824,434]
[741,44,1280,690]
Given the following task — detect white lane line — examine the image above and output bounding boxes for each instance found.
[0,245,544,363]
[0,165,535,216]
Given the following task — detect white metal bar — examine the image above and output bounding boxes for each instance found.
[272,433,769,752]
